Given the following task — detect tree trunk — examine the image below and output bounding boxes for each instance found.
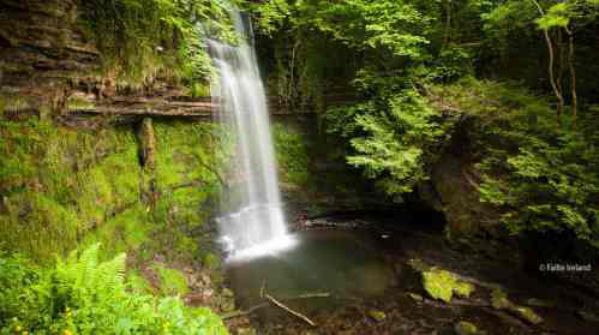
[444,0,452,47]
[556,29,565,98]
[530,0,565,122]
[565,26,578,127]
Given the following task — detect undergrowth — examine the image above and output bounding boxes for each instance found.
[0,244,227,334]
[430,78,599,247]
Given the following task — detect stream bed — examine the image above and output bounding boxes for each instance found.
[223,212,599,334]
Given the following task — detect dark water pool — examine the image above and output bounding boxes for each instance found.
[226,230,395,312]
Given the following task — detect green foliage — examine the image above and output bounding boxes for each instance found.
[0,118,228,261]
[422,267,474,302]
[153,264,190,296]
[534,0,599,31]
[327,90,458,198]
[434,78,599,247]
[150,121,227,262]
[79,0,235,87]
[247,0,290,35]
[0,244,227,334]
[0,119,140,259]
[491,288,543,324]
[536,2,571,30]
[273,123,310,187]
[287,0,434,58]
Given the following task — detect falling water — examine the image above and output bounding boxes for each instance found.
[210,11,295,262]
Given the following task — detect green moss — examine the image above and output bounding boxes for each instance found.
[66,96,95,111]
[273,123,310,187]
[422,267,474,302]
[78,0,234,88]
[82,205,149,259]
[0,116,226,268]
[0,94,33,114]
[0,192,79,260]
[514,306,543,325]
[454,321,481,335]
[491,288,543,324]
[203,252,220,270]
[190,82,211,98]
[0,119,141,260]
[153,263,189,296]
[491,288,510,309]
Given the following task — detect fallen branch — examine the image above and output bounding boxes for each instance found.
[222,290,329,323]
[264,293,317,327]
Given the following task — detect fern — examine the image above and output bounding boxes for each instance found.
[0,244,228,334]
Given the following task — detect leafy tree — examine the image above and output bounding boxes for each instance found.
[484,0,599,123]
[433,78,599,246]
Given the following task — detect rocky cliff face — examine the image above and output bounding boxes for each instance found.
[0,0,216,120]
[0,0,99,112]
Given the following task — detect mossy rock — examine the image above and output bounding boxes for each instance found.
[513,306,543,325]
[454,321,484,335]
[491,288,543,325]
[66,96,95,111]
[422,267,475,302]
[491,288,511,309]
[367,310,386,322]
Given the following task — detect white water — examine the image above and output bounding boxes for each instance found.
[210,11,295,262]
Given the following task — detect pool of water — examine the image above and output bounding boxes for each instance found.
[226,230,395,312]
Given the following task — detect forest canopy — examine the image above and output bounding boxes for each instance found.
[247,0,599,246]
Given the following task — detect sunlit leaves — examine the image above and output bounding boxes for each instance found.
[345,91,453,196]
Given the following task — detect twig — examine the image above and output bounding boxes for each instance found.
[264,293,317,327]
[284,292,331,299]
[221,292,331,320]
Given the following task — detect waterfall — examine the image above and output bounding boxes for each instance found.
[209,11,295,262]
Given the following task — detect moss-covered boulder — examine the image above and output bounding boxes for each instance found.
[421,267,475,303]
[454,321,484,335]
